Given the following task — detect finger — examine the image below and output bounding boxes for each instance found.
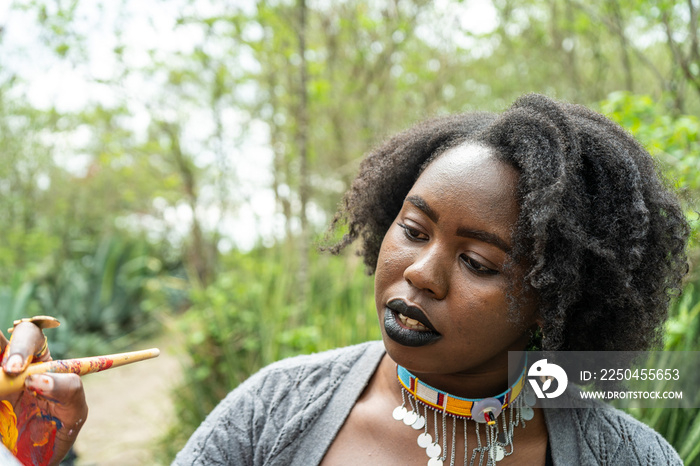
[2,322,46,374]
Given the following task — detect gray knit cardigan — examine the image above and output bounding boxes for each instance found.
[173,341,682,466]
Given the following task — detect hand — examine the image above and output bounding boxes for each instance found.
[0,319,88,466]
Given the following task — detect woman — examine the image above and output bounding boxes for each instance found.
[1,94,689,465]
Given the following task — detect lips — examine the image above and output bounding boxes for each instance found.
[383,299,441,347]
[387,299,438,331]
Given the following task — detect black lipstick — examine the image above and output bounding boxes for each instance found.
[384,299,441,347]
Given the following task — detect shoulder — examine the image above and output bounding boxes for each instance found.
[545,388,682,466]
[250,340,384,389]
[230,340,384,413]
[231,340,386,432]
[173,341,385,466]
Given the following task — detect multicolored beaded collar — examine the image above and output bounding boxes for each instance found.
[396,364,527,424]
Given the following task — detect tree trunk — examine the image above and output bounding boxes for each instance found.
[296,0,310,306]
[163,122,212,287]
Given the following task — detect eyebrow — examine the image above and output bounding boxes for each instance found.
[456,227,512,253]
[406,195,439,222]
[405,195,511,253]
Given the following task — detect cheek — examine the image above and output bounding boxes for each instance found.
[374,230,410,292]
[449,283,511,328]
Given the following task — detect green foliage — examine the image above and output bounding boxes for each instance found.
[0,90,62,284]
[0,86,176,359]
[665,283,700,352]
[162,246,378,459]
[0,236,164,359]
[484,0,700,111]
[46,236,165,356]
[600,92,700,192]
[622,279,700,466]
[0,280,40,329]
[599,92,700,249]
[665,282,700,466]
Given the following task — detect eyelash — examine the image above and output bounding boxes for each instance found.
[398,223,426,241]
[460,254,498,275]
[397,223,498,276]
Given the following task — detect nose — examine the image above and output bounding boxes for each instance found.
[403,244,449,299]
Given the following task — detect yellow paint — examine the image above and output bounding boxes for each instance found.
[0,400,18,454]
[32,426,52,447]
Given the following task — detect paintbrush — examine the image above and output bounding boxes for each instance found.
[0,348,160,397]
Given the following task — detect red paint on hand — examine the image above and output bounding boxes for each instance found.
[13,393,57,466]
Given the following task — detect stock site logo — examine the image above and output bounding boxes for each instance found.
[528,359,568,399]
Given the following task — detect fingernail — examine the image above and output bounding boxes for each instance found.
[26,374,54,391]
[5,354,24,373]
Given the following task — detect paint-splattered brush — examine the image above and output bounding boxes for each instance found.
[0,348,160,397]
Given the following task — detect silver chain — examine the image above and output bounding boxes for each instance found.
[396,392,529,466]
[463,418,468,466]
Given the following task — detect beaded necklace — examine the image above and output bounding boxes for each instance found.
[392,363,536,466]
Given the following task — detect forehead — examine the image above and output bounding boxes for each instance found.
[409,144,520,230]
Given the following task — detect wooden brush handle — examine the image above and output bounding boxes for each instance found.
[0,348,160,397]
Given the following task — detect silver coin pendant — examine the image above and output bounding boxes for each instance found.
[426,442,442,458]
[524,389,536,407]
[493,445,505,461]
[403,411,419,426]
[417,432,432,448]
[411,415,426,430]
[392,406,407,421]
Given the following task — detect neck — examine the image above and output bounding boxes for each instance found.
[385,351,527,400]
[397,361,527,424]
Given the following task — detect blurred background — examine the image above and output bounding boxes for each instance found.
[0,0,698,464]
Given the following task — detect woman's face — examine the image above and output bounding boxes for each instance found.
[375,143,538,381]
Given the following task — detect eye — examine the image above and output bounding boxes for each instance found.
[397,223,427,241]
[460,254,498,275]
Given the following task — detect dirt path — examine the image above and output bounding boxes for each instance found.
[73,329,186,465]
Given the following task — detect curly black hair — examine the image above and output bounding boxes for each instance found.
[328,94,689,352]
